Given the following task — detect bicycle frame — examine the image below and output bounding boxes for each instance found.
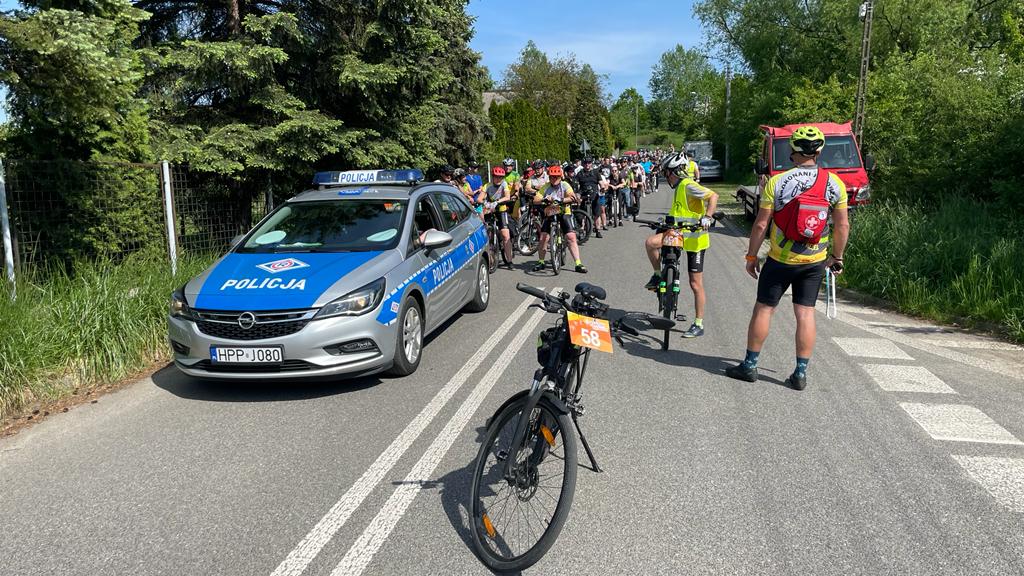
[500,290,605,481]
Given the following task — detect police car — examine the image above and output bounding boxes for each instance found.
[168,169,490,379]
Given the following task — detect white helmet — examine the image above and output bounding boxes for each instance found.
[659,151,689,177]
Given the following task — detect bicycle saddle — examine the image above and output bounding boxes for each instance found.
[574,283,606,301]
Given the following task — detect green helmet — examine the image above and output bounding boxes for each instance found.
[790,125,826,155]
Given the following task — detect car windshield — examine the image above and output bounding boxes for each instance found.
[772,135,862,170]
[699,160,720,168]
[237,199,407,253]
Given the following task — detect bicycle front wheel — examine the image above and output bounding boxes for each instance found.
[516,214,539,256]
[470,396,578,573]
[660,265,676,350]
[550,231,561,275]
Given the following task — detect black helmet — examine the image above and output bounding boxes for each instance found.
[440,164,454,174]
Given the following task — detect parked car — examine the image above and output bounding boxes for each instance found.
[167,169,491,380]
[697,159,722,181]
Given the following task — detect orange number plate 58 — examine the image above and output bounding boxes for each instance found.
[567,312,613,353]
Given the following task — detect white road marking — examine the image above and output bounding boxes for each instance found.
[833,337,914,360]
[900,403,1023,445]
[270,293,538,576]
[952,455,1024,513]
[330,291,556,576]
[834,311,1024,381]
[862,364,957,394]
[921,339,1024,352]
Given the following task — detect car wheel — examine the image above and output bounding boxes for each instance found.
[388,297,423,376]
[465,259,490,312]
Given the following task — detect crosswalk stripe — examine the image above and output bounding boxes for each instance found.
[900,403,1023,445]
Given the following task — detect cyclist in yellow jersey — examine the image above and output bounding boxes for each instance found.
[726,125,850,390]
[644,151,718,337]
[532,164,586,274]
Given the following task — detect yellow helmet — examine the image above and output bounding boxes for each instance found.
[790,126,826,155]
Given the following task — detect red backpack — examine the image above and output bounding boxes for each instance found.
[772,169,831,244]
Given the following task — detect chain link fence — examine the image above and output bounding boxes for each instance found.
[0,160,270,285]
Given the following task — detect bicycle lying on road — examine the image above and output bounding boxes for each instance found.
[636,212,723,350]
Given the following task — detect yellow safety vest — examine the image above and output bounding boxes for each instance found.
[668,177,710,252]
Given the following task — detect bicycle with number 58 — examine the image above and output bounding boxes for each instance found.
[469,282,630,572]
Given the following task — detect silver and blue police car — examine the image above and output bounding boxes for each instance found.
[168,169,491,379]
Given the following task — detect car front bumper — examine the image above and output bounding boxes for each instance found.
[167,309,396,380]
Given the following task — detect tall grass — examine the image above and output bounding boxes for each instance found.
[844,196,1024,342]
[0,253,213,419]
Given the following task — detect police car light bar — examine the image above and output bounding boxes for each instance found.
[313,169,423,187]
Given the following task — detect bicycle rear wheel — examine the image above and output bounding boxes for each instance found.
[470,396,577,573]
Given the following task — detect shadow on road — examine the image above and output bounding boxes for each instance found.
[150,364,384,403]
[607,308,793,390]
[389,423,522,575]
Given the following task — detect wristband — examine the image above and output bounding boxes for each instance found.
[744,254,757,263]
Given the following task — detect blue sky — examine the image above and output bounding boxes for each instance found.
[467,0,704,101]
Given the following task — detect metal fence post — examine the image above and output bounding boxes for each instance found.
[160,161,178,276]
[0,159,16,300]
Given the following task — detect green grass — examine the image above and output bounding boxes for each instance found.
[0,252,214,419]
[843,197,1024,342]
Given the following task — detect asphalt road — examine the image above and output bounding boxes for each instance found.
[3,183,1024,576]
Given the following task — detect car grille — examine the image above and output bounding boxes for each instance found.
[192,359,316,373]
[193,309,315,341]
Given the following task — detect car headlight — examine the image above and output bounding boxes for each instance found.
[856,184,871,202]
[170,289,195,321]
[314,278,386,320]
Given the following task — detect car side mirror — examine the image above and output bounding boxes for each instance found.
[863,154,876,172]
[422,230,453,250]
[755,158,769,176]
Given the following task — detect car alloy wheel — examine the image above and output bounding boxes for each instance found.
[403,305,423,365]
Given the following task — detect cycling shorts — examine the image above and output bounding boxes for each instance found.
[541,213,576,235]
[486,211,511,230]
[756,257,825,307]
[686,249,706,273]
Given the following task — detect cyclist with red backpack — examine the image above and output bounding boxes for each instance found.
[725,125,850,390]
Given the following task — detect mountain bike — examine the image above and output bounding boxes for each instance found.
[637,212,722,350]
[470,282,627,573]
[547,210,567,275]
[608,187,624,228]
[484,202,517,269]
[571,195,595,244]
[516,209,539,256]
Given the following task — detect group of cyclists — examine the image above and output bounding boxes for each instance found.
[435,150,682,275]
[432,126,846,391]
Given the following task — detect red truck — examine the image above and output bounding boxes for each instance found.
[735,121,875,219]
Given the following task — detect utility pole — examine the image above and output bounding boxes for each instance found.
[853,0,874,143]
[724,61,732,172]
[635,100,639,150]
